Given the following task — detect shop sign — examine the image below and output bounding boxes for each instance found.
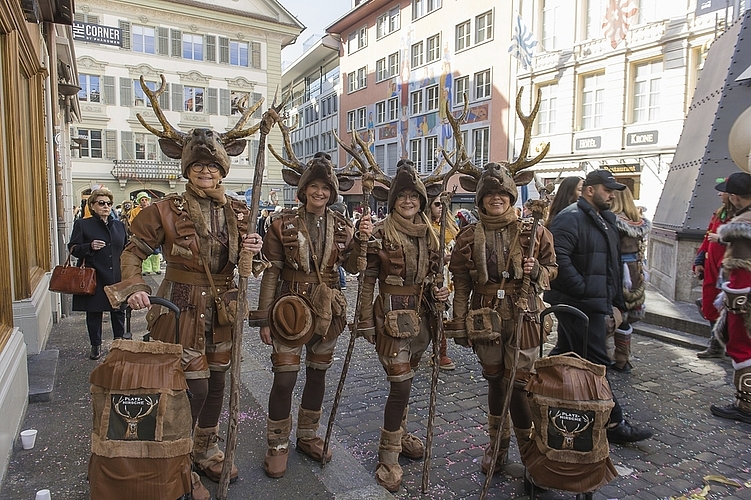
[576,136,601,150]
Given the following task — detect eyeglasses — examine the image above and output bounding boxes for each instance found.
[433,201,442,207]
[96,200,113,207]
[396,191,420,201]
[190,162,220,173]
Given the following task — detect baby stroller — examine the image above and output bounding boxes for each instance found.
[88,297,192,500]
[521,304,618,500]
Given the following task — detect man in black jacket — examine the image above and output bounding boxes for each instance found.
[545,169,652,444]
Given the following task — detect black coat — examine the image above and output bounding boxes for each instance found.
[68,214,127,312]
[544,197,625,315]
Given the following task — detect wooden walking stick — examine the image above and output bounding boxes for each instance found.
[478,88,551,500]
[218,93,286,500]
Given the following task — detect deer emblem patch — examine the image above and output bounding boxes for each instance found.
[108,394,160,441]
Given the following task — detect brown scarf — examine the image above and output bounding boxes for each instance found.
[186,182,226,206]
[390,211,428,237]
[183,183,239,269]
[475,207,523,285]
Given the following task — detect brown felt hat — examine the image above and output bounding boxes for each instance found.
[268,294,315,347]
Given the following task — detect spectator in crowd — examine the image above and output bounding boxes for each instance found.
[710,172,751,424]
[545,169,652,444]
[610,186,651,373]
[429,195,459,370]
[68,187,128,360]
[545,176,583,227]
[694,180,735,358]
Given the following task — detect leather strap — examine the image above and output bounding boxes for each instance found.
[281,269,320,283]
[272,352,301,366]
[379,283,423,296]
[165,267,233,287]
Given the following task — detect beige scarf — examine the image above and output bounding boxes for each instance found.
[388,212,430,284]
[475,207,523,285]
[183,183,239,268]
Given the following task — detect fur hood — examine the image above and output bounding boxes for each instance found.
[614,215,651,240]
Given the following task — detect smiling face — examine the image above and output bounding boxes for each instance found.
[394,189,421,220]
[186,162,222,190]
[304,180,332,215]
[481,191,512,216]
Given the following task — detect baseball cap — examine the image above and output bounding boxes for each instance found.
[715,171,751,195]
[583,169,627,191]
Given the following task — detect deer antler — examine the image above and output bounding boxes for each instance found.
[333,129,393,188]
[136,75,187,144]
[219,94,265,142]
[422,95,479,186]
[267,113,305,173]
[507,86,550,175]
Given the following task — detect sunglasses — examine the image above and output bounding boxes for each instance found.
[190,162,220,173]
[96,200,113,207]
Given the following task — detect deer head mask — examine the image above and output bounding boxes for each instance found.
[136,75,263,179]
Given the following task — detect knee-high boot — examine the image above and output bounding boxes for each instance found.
[193,425,238,483]
[711,366,751,424]
[399,405,424,459]
[481,414,510,474]
[264,416,292,478]
[375,428,403,492]
[612,325,633,372]
[296,406,332,463]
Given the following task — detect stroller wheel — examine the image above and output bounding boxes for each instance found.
[575,494,594,500]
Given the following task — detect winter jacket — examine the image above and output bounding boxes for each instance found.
[544,197,625,315]
[69,214,127,312]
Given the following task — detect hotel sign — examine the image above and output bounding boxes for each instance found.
[73,22,122,47]
[576,136,601,150]
[626,130,658,146]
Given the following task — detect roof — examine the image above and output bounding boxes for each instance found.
[326,0,392,34]
[282,34,340,85]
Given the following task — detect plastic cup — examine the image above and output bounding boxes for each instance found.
[20,429,37,450]
[35,489,51,500]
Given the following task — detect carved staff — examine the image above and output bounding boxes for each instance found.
[479,196,549,500]
[321,172,374,468]
[218,94,285,500]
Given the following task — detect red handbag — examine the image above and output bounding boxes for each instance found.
[49,251,97,295]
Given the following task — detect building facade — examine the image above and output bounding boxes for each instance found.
[327,0,516,210]
[71,0,303,207]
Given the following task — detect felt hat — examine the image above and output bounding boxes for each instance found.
[296,152,340,206]
[268,294,315,347]
[387,159,429,212]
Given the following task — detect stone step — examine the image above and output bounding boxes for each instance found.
[640,287,712,338]
[27,349,58,403]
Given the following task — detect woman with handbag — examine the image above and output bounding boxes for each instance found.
[104,155,263,500]
[255,152,372,479]
[356,160,449,492]
[68,187,128,361]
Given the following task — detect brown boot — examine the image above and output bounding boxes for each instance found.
[295,406,332,463]
[514,426,533,464]
[481,414,510,475]
[711,368,751,424]
[375,428,403,492]
[193,425,238,483]
[439,335,456,370]
[191,471,211,500]
[264,416,292,478]
[399,405,424,459]
[612,326,633,372]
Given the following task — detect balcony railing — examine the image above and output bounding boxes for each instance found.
[112,160,181,180]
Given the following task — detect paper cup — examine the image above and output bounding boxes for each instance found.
[35,490,51,500]
[20,429,37,450]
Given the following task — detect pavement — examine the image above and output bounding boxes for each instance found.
[3,276,751,500]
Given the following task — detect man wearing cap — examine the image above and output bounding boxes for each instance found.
[711,171,751,424]
[255,152,373,478]
[545,169,652,443]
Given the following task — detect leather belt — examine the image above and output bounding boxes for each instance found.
[281,268,338,286]
[165,267,234,287]
[379,283,423,296]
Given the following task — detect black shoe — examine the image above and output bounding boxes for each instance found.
[710,404,751,424]
[610,362,632,374]
[607,420,652,444]
[697,338,724,359]
[89,345,102,360]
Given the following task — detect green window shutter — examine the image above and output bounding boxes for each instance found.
[171,83,183,111]
[157,27,169,55]
[119,21,131,50]
[171,29,182,57]
[208,88,218,115]
[219,88,230,116]
[121,131,134,160]
[251,42,261,68]
[104,130,117,160]
[252,92,262,118]
[219,37,229,64]
[119,77,132,107]
[103,76,116,105]
[206,35,216,62]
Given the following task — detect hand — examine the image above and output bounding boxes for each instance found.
[694,265,704,279]
[91,240,106,251]
[433,286,450,302]
[260,325,272,345]
[523,257,536,275]
[358,216,373,240]
[127,291,151,311]
[243,233,263,255]
[708,232,720,243]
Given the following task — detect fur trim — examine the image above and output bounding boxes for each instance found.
[722,257,751,273]
[719,219,751,242]
[297,226,310,274]
[714,308,728,346]
[614,216,651,239]
[473,222,489,285]
[104,277,151,308]
[109,339,182,356]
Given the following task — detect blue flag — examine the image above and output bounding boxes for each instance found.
[508,12,538,70]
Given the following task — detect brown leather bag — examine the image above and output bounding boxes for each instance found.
[49,251,97,295]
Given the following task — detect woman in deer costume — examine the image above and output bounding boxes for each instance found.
[105,76,264,500]
[356,159,450,492]
[255,152,373,478]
